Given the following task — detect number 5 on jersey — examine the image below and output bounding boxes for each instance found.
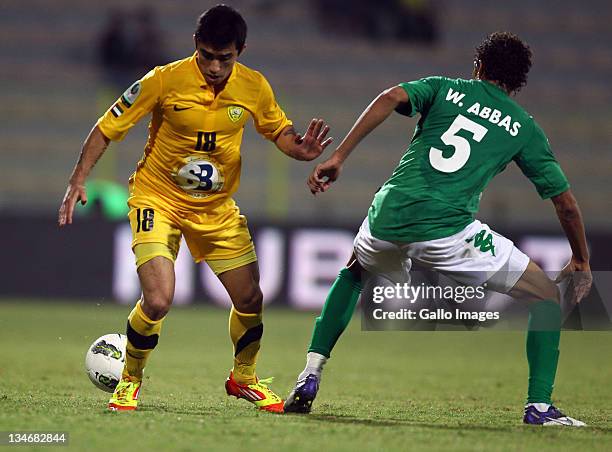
[430,114,488,173]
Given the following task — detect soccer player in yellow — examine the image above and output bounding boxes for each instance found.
[58,5,332,413]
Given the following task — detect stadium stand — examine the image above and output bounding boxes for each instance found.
[1,0,610,229]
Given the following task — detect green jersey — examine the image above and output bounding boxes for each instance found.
[368,76,569,243]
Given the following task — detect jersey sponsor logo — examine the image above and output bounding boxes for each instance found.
[227,105,244,123]
[173,105,193,111]
[172,156,225,197]
[121,81,141,107]
[466,229,496,256]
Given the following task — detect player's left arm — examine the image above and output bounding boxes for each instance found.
[308,85,409,194]
[253,75,333,161]
[274,120,333,161]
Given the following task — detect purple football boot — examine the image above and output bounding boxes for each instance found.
[524,404,586,426]
[284,374,320,413]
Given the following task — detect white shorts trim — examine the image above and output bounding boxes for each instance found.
[354,218,530,293]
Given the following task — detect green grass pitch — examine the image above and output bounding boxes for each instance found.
[0,301,610,451]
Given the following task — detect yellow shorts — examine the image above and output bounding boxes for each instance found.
[127,195,256,274]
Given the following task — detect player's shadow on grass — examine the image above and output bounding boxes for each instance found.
[300,413,512,432]
[136,404,222,417]
[300,414,612,434]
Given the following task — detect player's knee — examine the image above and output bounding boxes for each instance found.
[534,268,560,303]
[529,280,560,304]
[546,284,561,304]
[233,285,263,314]
[141,294,172,320]
[511,260,560,304]
[346,253,363,282]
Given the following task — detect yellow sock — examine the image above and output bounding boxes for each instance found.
[124,300,164,380]
[229,307,263,385]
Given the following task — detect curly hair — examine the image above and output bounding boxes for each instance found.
[475,32,532,94]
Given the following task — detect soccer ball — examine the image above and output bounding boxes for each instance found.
[85,334,127,393]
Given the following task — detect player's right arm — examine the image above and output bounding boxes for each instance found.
[307,85,409,194]
[58,68,162,226]
[514,122,592,303]
[551,189,592,303]
[58,125,110,226]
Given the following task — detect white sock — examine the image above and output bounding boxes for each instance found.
[297,352,327,381]
[527,402,551,412]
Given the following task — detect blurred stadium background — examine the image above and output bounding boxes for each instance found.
[1,0,611,306]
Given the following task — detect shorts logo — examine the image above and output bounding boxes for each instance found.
[121,81,141,107]
[466,229,496,256]
[227,105,244,123]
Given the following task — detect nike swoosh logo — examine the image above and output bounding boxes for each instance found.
[544,417,574,426]
[174,105,193,111]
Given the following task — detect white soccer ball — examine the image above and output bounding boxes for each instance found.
[85,334,127,393]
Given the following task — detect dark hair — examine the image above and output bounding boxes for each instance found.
[475,32,532,94]
[194,4,247,52]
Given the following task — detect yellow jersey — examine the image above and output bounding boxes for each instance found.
[97,53,292,210]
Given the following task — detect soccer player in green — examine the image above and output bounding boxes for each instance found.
[285,32,592,426]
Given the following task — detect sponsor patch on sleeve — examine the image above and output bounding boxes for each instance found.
[121,81,141,107]
[111,102,124,118]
